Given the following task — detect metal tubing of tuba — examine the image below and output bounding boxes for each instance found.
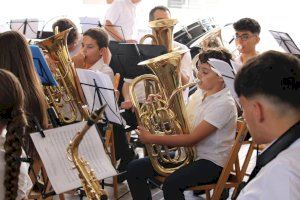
[139,19,178,53]
[37,28,89,124]
[129,50,197,176]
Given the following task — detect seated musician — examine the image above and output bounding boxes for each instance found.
[233,18,261,69]
[234,51,300,199]
[52,18,82,57]
[0,69,33,200]
[121,5,194,130]
[126,47,238,199]
[72,27,137,181]
[72,27,114,82]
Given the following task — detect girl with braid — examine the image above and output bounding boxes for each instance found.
[0,31,49,187]
[0,69,33,200]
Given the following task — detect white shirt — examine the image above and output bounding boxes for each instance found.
[0,130,33,200]
[233,55,243,72]
[186,88,237,167]
[237,138,300,200]
[89,58,115,83]
[104,0,137,41]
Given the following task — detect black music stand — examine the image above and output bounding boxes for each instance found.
[109,42,167,79]
[269,30,300,56]
[10,18,39,39]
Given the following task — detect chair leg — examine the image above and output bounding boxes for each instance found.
[205,190,211,200]
[106,123,118,199]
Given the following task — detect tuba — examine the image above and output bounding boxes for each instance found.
[129,50,197,176]
[140,19,178,53]
[194,27,224,50]
[67,105,108,200]
[37,28,89,124]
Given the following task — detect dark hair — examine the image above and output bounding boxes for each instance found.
[0,69,28,200]
[149,6,171,21]
[235,50,300,109]
[0,31,48,158]
[52,18,79,45]
[198,47,233,66]
[233,18,261,35]
[83,28,109,48]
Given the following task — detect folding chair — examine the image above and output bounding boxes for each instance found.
[187,118,255,200]
[154,119,254,200]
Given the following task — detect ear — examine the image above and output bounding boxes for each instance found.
[252,100,265,123]
[98,47,104,56]
[255,36,260,44]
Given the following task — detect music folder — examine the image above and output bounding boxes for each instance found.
[109,42,167,79]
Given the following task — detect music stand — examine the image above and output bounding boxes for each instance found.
[269,30,300,56]
[76,69,125,126]
[10,18,39,39]
[79,17,101,33]
[109,42,167,79]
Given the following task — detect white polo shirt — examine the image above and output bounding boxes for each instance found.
[237,138,300,200]
[0,130,32,200]
[186,87,237,167]
[89,58,115,83]
[104,0,137,41]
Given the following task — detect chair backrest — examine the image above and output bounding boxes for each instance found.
[210,118,249,199]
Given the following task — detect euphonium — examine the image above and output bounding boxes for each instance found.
[67,105,108,200]
[140,19,178,53]
[129,50,197,176]
[37,28,89,124]
[196,27,224,50]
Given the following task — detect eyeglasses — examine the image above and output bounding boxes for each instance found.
[235,34,257,41]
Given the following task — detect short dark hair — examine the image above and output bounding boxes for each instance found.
[233,18,261,35]
[235,50,300,109]
[83,28,109,48]
[52,18,79,45]
[149,6,171,21]
[198,47,232,66]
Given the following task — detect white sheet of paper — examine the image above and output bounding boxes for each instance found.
[31,122,117,194]
[77,68,125,125]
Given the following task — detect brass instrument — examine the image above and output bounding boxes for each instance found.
[140,19,178,53]
[37,28,89,124]
[129,50,196,176]
[194,27,224,50]
[67,105,108,200]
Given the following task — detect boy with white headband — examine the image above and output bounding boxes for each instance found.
[126,47,238,200]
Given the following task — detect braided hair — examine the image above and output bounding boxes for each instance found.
[0,69,28,200]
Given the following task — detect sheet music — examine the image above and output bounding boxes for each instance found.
[77,68,125,125]
[31,122,117,194]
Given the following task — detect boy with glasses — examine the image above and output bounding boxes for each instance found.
[233,18,261,69]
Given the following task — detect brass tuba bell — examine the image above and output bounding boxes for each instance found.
[129,50,196,176]
[37,28,89,124]
[140,19,178,53]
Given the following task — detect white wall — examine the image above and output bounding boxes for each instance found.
[0,0,298,52]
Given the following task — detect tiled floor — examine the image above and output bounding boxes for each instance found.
[51,144,257,200]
